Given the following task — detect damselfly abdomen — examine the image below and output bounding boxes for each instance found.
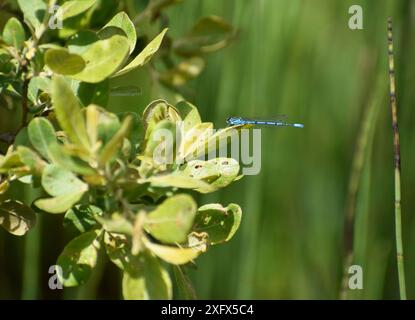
[226,117,304,128]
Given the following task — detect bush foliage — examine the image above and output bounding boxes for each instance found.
[0,0,243,299]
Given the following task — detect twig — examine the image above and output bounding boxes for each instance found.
[20,77,30,129]
[387,17,407,300]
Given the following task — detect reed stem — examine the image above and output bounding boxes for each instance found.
[387,17,407,300]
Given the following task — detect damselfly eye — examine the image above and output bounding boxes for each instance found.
[226,117,242,124]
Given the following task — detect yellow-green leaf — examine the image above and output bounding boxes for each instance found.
[103,11,136,54]
[144,194,196,244]
[51,76,91,150]
[71,35,130,83]
[61,0,97,20]
[98,116,133,166]
[122,251,172,300]
[45,49,86,75]
[113,28,168,77]
[2,17,26,50]
[34,192,85,214]
[143,236,200,265]
[41,165,88,197]
[17,146,47,176]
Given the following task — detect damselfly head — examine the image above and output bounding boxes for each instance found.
[226,117,244,125]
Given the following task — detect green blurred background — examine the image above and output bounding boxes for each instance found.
[1,0,415,299]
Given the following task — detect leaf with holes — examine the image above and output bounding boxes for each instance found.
[193,203,242,245]
[64,204,102,233]
[0,200,36,236]
[57,230,101,287]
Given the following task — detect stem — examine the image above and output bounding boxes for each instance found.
[20,77,30,129]
[387,17,407,300]
[340,77,385,299]
[21,187,42,300]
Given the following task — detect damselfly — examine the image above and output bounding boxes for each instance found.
[226,117,304,128]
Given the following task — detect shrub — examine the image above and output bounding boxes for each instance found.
[0,0,243,299]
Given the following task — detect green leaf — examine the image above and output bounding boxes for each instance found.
[28,76,52,103]
[57,230,101,287]
[71,35,130,83]
[61,0,97,20]
[95,213,133,235]
[27,118,94,176]
[144,119,177,160]
[41,164,88,197]
[144,194,196,244]
[0,179,9,195]
[34,191,85,214]
[27,117,61,161]
[174,16,235,56]
[160,57,205,87]
[2,17,26,50]
[17,0,46,30]
[142,100,181,140]
[209,158,240,189]
[67,31,99,55]
[193,203,242,245]
[175,100,202,133]
[0,200,36,236]
[103,11,136,54]
[45,49,86,75]
[97,26,126,40]
[122,251,172,300]
[51,76,91,150]
[143,236,200,265]
[180,122,213,160]
[0,150,25,174]
[17,146,47,176]
[0,181,9,194]
[146,174,213,192]
[182,158,240,191]
[104,233,132,270]
[193,124,249,160]
[57,6,95,39]
[77,80,109,107]
[85,104,121,146]
[64,204,102,233]
[98,115,133,166]
[113,28,168,77]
